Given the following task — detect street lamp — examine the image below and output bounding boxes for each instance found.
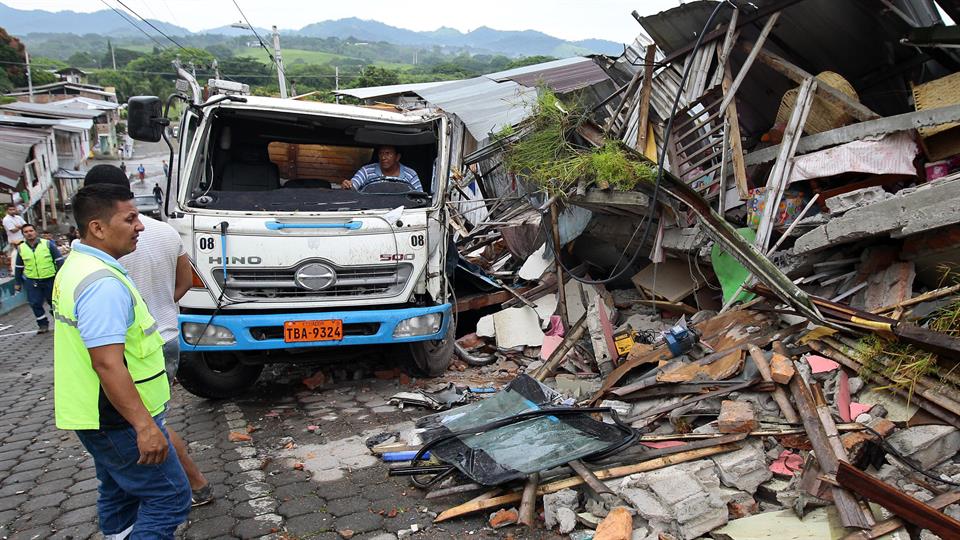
[231,21,288,98]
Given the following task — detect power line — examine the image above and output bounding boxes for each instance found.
[230,0,285,78]
[98,0,167,50]
[113,0,189,51]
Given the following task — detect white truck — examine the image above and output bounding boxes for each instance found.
[126,77,456,398]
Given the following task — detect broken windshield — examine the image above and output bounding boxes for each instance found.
[184,107,440,212]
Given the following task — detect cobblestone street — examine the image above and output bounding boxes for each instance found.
[0,304,559,540]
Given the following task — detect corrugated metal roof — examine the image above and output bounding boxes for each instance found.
[57,96,120,110]
[0,114,92,131]
[334,80,460,100]
[0,102,106,120]
[491,57,612,94]
[415,77,538,143]
[0,126,49,188]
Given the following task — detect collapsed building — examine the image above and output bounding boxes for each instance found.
[343,0,960,537]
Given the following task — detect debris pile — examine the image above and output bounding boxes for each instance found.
[367,0,960,537]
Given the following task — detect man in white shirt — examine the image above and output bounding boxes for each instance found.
[84,164,213,506]
[4,205,26,273]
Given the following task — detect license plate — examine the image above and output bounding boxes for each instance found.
[283,320,344,343]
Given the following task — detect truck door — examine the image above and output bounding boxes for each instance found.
[170,110,200,216]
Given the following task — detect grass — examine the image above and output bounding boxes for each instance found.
[498,89,655,196]
[857,296,960,402]
[236,48,361,65]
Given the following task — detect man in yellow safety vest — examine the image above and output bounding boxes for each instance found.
[52,183,190,539]
[14,222,64,333]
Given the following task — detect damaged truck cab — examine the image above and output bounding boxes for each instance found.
[127,78,456,398]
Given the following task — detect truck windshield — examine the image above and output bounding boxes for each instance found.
[184,107,440,212]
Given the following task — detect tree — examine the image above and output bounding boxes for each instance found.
[0,26,26,90]
[351,65,400,88]
[68,51,99,68]
[101,47,144,69]
[204,44,234,60]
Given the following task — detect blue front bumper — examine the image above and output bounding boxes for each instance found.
[179,303,452,352]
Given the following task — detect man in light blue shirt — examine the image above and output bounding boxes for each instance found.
[341,145,422,191]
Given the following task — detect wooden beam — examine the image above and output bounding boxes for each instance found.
[841,491,960,540]
[433,443,740,523]
[748,43,880,122]
[747,345,800,423]
[723,64,749,199]
[716,13,781,116]
[635,45,657,153]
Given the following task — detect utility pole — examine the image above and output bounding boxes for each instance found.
[109,39,117,70]
[272,25,288,98]
[335,66,340,103]
[24,45,34,103]
[212,58,220,80]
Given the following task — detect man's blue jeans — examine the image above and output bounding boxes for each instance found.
[75,413,191,539]
[23,276,53,328]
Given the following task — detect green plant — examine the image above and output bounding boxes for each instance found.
[499,89,654,196]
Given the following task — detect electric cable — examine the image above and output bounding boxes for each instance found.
[113,0,189,51]
[541,0,734,286]
[230,0,286,80]
[98,0,167,49]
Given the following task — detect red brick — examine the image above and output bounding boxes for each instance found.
[769,353,796,385]
[718,400,758,434]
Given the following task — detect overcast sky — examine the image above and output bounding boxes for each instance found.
[9,0,682,43]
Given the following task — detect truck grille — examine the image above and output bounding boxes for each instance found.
[212,262,413,301]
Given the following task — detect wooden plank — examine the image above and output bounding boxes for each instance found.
[517,473,539,527]
[754,77,817,252]
[723,64,749,199]
[715,12,781,117]
[747,345,800,423]
[635,45,657,153]
[748,44,880,122]
[837,461,960,538]
[433,443,740,523]
[455,287,533,313]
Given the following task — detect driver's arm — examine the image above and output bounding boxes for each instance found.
[343,166,367,190]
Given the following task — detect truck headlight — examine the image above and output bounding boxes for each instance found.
[394,313,442,338]
[182,322,236,346]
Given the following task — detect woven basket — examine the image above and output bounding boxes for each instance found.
[912,71,960,160]
[775,71,859,135]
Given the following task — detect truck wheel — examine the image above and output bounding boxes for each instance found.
[409,323,455,377]
[177,352,263,399]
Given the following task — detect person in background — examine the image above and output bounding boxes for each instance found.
[153,183,164,206]
[162,160,169,178]
[14,223,64,334]
[120,161,127,175]
[83,164,213,507]
[3,205,26,273]
[137,164,145,182]
[53,183,191,538]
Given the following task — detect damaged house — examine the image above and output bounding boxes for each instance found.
[349,0,960,538]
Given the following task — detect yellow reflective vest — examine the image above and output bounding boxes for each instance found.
[18,240,56,280]
[53,250,169,430]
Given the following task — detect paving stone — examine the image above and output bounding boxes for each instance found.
[278,495,325,517]
[1,469,44,486]
[265,470,311,487]
[233,496,279,518]
[326,496,368,517]
[7,526,52,540]
[71,467,96,482]
[334,511,384,534]
[49,521,99,539]
[0,494,28,512]
[317,478,361,500]
[19,491,68,512]
[61,490,100,512]
[52,505,98,529]
[273,481,317,501]
[29,477,75,496]
[232,513,283,539]
[35,466,79,483]
[284,512,336,536]
[12,506,61,529]
[185,515,237,539]
[227,482,273,502]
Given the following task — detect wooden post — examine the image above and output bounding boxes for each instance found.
[550,200,569,327]
[518,473,539,527]
[722,64,749,200]
[635,45,657,154]
[716,12,781,116]
[754,77,817,252]
[532,314,587,381]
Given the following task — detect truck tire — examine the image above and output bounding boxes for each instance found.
[177,352,263,399]
[410,323,455,377]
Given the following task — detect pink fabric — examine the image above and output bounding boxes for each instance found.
[545,315,565,337]
[640,441,687,449]
[540,335,564,360]
[770,450,804,476]
[850,402,872,419]
[807,355,840,374]
[789,132,919,184]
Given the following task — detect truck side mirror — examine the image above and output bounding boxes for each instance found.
[127,96,167,142]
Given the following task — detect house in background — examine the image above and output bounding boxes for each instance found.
[5,80,117,106]
[54,67,87,85]
[0,98,119,157]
